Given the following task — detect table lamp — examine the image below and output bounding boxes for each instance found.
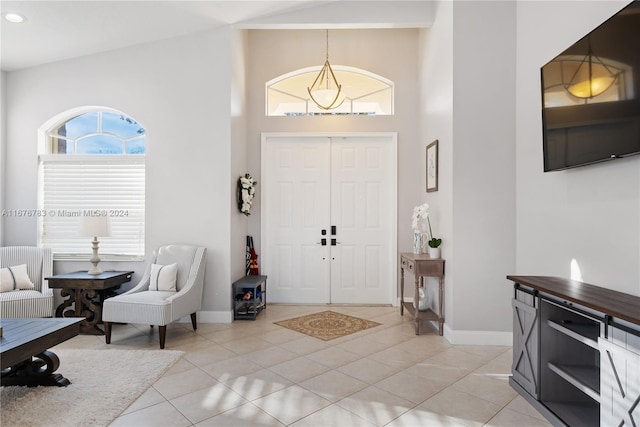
[79,215,111,275]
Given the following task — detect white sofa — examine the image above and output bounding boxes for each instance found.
[0,246,54,318]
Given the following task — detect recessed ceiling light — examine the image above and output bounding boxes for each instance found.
[4,12,26,23]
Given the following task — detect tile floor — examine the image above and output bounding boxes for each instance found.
[55,305,552,426]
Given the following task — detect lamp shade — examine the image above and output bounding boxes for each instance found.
[79,215,112,238]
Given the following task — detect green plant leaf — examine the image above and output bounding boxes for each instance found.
[428,238,442,248]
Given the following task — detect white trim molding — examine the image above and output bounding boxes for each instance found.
[181,310,233,324]
[444,324,513,346]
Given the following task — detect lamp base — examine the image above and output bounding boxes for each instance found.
[88,237,103,275]
[87,265,103,275]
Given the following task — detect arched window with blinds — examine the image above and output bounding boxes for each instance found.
[38,107,145,260]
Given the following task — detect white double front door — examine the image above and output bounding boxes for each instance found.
[261,133,397,304]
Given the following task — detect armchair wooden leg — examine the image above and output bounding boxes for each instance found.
[190,312,197,331]
[159,325,166,349]
[104,322,112,344]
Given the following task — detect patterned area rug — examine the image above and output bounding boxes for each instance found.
[274,310,381,341]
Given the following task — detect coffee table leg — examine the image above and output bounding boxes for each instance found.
[1,350,72,387]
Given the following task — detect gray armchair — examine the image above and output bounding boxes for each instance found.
[102,245,207,349]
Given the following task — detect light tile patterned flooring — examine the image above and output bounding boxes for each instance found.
[55,305,552,426]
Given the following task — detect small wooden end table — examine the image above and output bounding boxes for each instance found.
[399,252,445,335]
[46,271,133,335]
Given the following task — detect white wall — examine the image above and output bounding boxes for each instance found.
[418,0,454,334]
[230,29,250,282]
[417,1,517,344]
[4,28,235,319]
[516,1,640,296]
[246,29,422,263]
[0,70,5,245]
[453,1,517,342]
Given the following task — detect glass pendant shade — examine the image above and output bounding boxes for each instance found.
[567,73,616,99]
[308,31,345,110]
[565,47,618,99]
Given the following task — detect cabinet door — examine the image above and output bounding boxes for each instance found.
[512,295,539,398]
[599,338,640,427]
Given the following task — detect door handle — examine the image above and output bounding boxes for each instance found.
[317,238,327,246]
[331,238,340,246]
[331,225,337,236]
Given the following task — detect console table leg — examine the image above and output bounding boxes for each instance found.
[400,267,405,316]
[439,277,444,336]
[414,276,421,335]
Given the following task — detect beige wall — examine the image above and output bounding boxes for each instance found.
[246,29,422,263]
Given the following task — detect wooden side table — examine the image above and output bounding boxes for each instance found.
[399,253,445,335]
[46,271,133,335]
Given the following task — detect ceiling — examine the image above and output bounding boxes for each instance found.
[0,1,433,72]
[0,1,335,71]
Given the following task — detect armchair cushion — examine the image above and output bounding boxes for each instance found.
[1,264,36,292]
[149,263,177,292]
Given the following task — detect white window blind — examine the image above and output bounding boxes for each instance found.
[39,155,145,260]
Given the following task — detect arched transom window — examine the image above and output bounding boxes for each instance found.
[266,66,394,116]
[38,107,145,260]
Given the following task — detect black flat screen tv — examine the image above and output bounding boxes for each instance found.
[541,0,640,172]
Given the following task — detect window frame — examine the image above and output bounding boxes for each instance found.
[266,65,395,116]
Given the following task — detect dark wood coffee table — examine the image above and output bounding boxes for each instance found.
[0,317,83,386]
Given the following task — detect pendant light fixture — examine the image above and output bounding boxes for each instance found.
[565,38,619,99]
[308,30,345,110]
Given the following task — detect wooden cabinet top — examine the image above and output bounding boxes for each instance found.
[400,252,444,263]
[507,275,640,326]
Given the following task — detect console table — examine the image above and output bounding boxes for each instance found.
[46,271,133,335]
[399,252,445,335]
[507,275,640,427]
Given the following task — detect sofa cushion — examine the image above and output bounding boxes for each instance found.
[0,264,35,293]
[149,263,177,292]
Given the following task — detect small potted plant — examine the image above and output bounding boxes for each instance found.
[426,210,442,258]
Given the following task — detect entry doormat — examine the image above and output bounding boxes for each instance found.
[274,310,381,341]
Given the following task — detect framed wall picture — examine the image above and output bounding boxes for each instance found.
[426,139,439,192]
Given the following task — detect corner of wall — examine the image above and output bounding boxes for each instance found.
[444,324,513,346]
[0,70,6,245]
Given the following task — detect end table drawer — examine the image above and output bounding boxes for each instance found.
[415,262,444,276]
[401,257,415,273]
[401,257,443,277]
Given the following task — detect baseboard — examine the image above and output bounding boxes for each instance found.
[177,310,233,324]
[399,298,513,346]
[444,324,513,346]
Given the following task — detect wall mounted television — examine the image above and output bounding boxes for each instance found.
[541,0,640,172]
